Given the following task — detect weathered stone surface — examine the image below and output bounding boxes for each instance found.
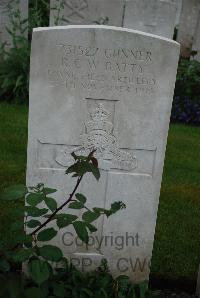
[192,14,200,61]
[50,0,124,26]
[27,25,179,282]
[171,0,183,26]
[177,0,200,58]
[0,0,28,47]
[123,0,177,39]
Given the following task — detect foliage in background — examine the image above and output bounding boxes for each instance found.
[5,0,28,47]
[0,38,30,103]
[0,0,109,105]
[174,59,200,100]
[171,59,200,125]
[1,1,200,126]
[171,96,200,125]
[29,0,50,31]
[0,0,50,104]
[0,0,29,103]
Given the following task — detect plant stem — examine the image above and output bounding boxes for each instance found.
[30,175,83,236]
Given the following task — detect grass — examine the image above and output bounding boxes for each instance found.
[151,125,200,281]
[0,102,199,282]
[0,103,28,246]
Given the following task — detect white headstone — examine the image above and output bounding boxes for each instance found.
[50,0,125,26]
[123,0,177,39]
[27,25,179,282]
[177,0,200,58]
[192,13,200,61]
[0,0,28,47]
[170,0,182,27]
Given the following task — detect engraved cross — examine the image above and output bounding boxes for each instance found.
[65,0,88,20]
[55,99,138,172]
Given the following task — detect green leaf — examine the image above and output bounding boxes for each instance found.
[25,206,48,217]
[53,283,67,297]
[43,187,57,195]
[69,201,84,209]
[0,258,10,272]
[38,245,63,262]
[75,193,87,204]
[93,207,105,213]
[57,214,78,229]
[24,235,34,248]
[37,228,57,242]
[0,273,23,297]
[9,208,24,217]
[44,197,57,212]
[116,275,129,294]
[66,154,100,180]
[26,193,44,206]
[85,222,97,233]
[73,221,89,243]
[100,202,126,218]
[24,287,43,298]
[65,164,77,175]
[12,248,33,263]
[0,184,26,201]
[28,259,50,285]
[129,286,136,297]
[66,160,92,177]
[11,233,33,248]
[81,288,94,296]
[109,201,126,216]
[88,163,100,180]
[10,221,24,231]
[27,219,41,228]
[138,281,148,298]
[82,210,100,223]
[71,151,78,160]
[65,162,84,176]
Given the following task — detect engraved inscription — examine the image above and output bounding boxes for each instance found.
[48,44,156,95]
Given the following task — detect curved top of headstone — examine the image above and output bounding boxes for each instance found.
[33,25,180,45]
